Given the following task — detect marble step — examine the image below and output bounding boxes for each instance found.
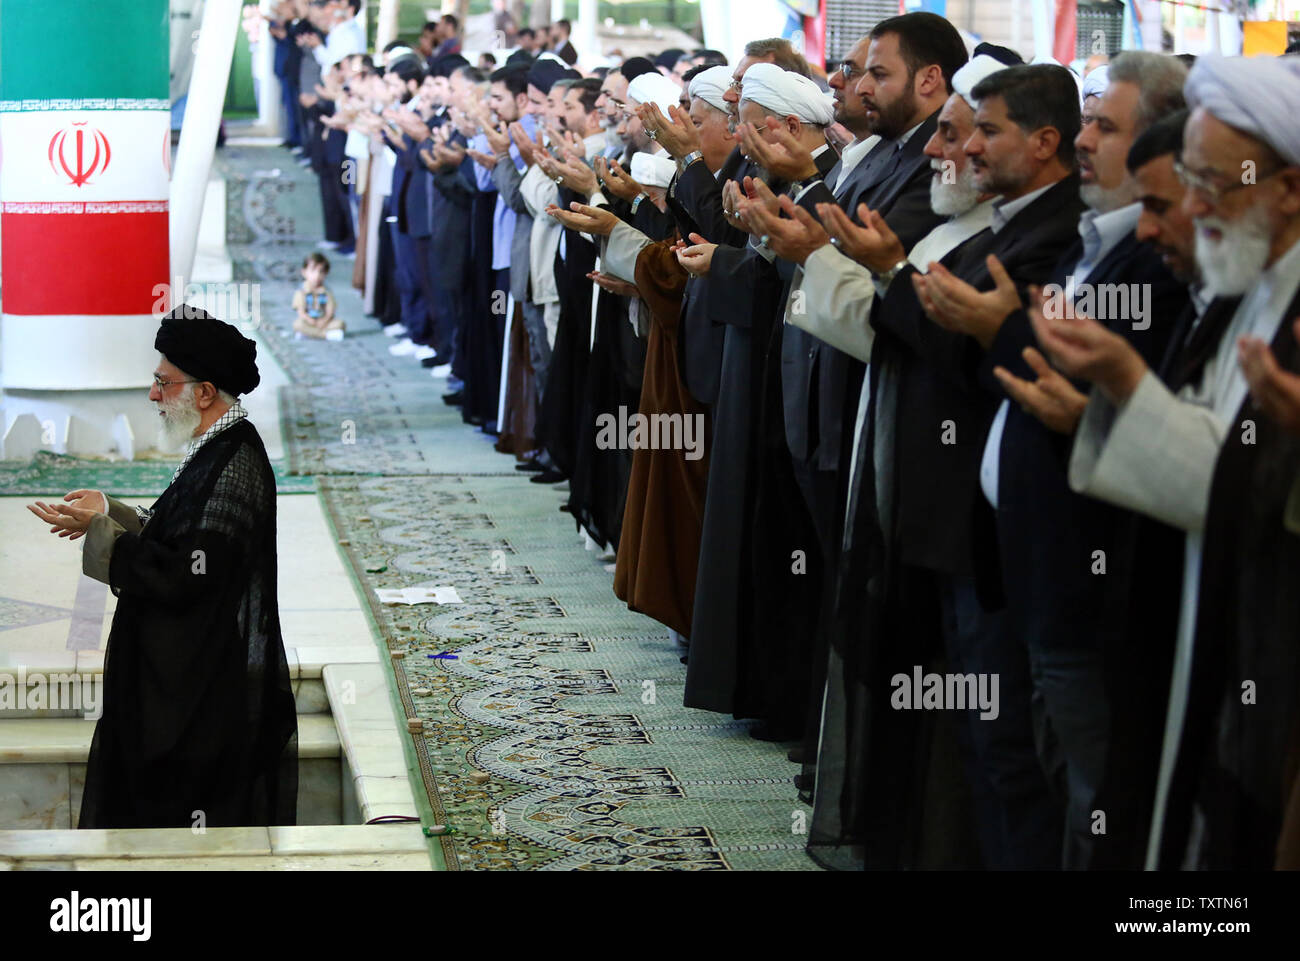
[0,714,340,764]
[0,823,431,870]
[0,644,381,718]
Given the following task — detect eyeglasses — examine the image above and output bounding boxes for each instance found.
[728,78,743,92]
[837,61,861,82]
[152,375,199,390]
[1173,158,1285,205]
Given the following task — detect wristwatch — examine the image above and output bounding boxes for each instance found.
[876,258,910,287]
[678,150,704,171]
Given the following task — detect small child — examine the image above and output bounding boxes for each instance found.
[292,252,344,341]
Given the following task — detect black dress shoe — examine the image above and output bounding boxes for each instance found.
[793,773,814,792]
[749,721,800,743]
[787,746,806,764]
[420,354,446,368]
[529,468,566,484]
[515,460,545,473]
[442,390,464,406]
[466,414,486,426]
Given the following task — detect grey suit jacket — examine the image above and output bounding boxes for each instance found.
[492,155,534,304]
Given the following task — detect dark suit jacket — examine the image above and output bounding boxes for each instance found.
[797,111,941,252]
[395,128,436,239]
[979,227,1189,648]
[554,40,578,65]
[427,131,476,286]
[866,172,1087,578]
[783,114,944,472]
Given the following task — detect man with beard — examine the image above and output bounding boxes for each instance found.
[27,309,297,829]
[917,51,1190,869]
[474,64,541,458]
[1038,54,1300,870]
[799,61,1085,870]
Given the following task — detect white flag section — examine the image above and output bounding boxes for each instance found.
[0,110,171,203]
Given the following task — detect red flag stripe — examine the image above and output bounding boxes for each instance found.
[1,208,169,315]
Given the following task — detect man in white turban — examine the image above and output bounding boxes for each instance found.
[1033,53,1300,870]
[618,72,681,155]
[733,62,833,184]
[687,64,731,115]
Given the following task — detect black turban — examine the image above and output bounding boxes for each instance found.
[619,57,656,82]
[654,49,686,71]
[155,306,260,397]
[973,42,1024,67]
[430,53,470,78]
[527,58,569,94]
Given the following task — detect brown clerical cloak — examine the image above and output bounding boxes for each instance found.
[613,237,711,638]
[79,419,297,828]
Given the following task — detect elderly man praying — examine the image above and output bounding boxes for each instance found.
[27,307,298,830]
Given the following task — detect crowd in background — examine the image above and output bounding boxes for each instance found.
[255,0,1300,872]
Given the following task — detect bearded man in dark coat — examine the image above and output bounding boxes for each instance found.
[28,308,298,829]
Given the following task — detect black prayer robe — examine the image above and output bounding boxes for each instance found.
[79,419,297,829]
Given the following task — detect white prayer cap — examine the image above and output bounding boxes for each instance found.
[1185,54,1300,166]
[627,72,683,116]
[631,151,677,189]
[738,62,834,126]
[953,56,1008,107]
[688,65,732,115]
[1082,64,1109,101]
[385,46,417,67]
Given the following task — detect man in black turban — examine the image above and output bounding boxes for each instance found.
[27,307,297,829]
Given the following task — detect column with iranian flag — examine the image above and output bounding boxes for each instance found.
[0,0,170,392]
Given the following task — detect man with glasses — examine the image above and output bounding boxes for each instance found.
[1035,54,1300,869]
[26,308,298,831]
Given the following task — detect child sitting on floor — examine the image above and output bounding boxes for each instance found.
[292,252,343,341]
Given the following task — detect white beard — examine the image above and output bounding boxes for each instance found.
[1194,200,1273,297]
[929,160,981,218]
[156,389,202,453]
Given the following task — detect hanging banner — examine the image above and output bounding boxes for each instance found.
[0,0,171,390]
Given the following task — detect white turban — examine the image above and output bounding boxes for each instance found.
[952,55,1009,107]
[1186,54,1300,166]
[689,64,732,115]
[627,72,683,117]
[1082,64,1109,102]
[631,151,677,189]
[739,62,834,126]
[384,46,417,67]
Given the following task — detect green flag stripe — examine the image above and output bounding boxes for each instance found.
[0,0,169,102]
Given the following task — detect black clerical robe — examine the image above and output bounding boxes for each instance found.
[1164,286,1300,870]
[78,419,297,829]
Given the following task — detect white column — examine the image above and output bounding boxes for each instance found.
[376,0,402,52]
[171,0,243,296]
[255,0,283,132]
[575,0,598,67]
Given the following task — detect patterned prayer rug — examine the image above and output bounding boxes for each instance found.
[0,450,314,497]
[319,474,820,871]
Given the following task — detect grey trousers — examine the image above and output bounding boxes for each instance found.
[520,300,553,400]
